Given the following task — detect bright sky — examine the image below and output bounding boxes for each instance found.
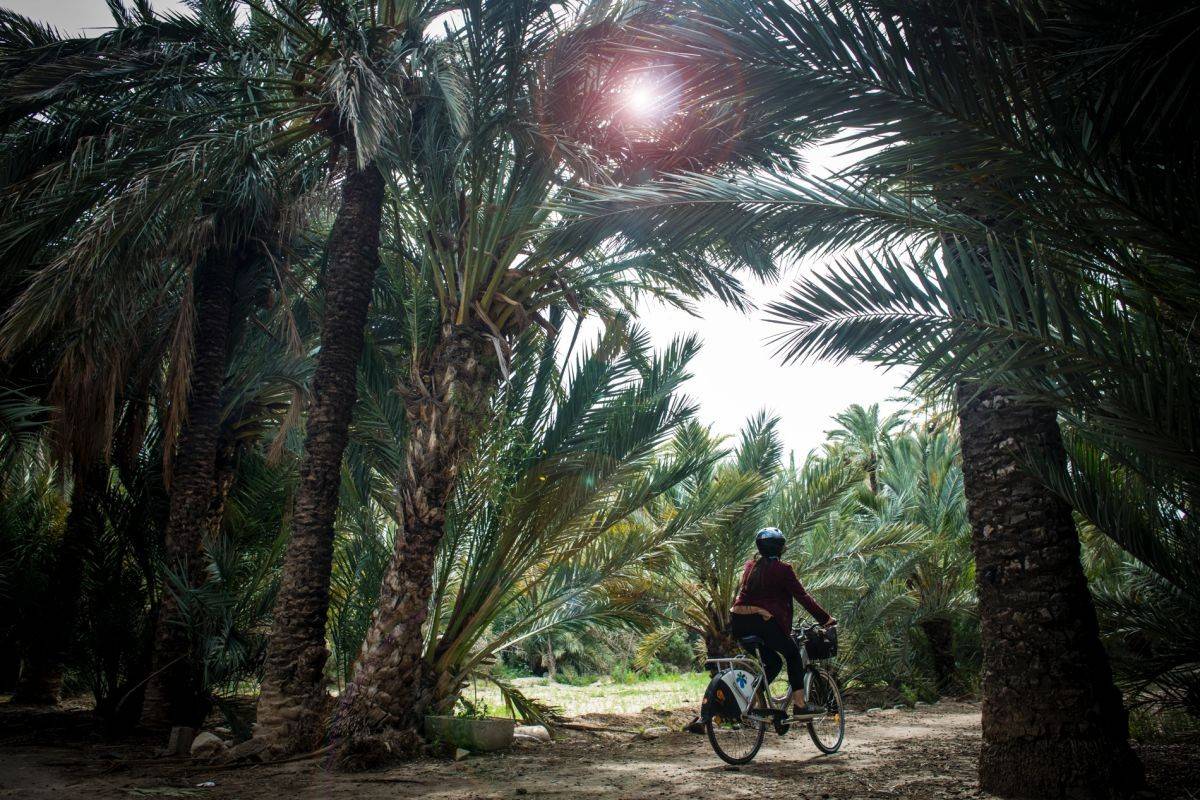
[5,0,137,30]
[9,0,909,457]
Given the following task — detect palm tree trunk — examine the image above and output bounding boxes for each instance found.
[956,384,1143,798]
[139,250,238,730]
[328,324,497,765]
[11,466,106,705]
[254,161,385,753]
[704,605,735,660]
[544,639,557,681]
[918,616,956,696]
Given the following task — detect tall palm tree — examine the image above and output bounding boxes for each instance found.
[208,0,498,751]
[0,2,320,724]
[324,0,797,757]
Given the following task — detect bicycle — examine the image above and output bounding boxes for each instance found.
[700,623,845,765]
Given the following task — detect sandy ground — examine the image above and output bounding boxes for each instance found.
[1,701,1196,799]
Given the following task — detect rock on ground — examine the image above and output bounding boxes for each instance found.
[190,731,225,757]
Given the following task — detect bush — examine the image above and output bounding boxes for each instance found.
[555,666,598,686]
[456,697,494,719]
[491,659,531,681]
[655,630,698,672]
[1128,706,1200,742]
[610,663,638,685]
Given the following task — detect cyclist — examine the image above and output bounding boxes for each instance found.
[730,527,836,716]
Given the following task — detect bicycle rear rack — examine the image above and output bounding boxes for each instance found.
[704,656,761,671]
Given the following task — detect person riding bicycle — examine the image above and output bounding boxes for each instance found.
[730,527,836,717]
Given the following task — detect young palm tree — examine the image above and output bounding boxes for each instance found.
[772,450,922,687]
[0,393,103,706]
[877,423,974,693]
[409,326,709,734]
[635,418,910,671]
[637,414,785,661]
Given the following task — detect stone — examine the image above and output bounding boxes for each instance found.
[638,726,670,740]
[454,747,471,761]
[190,731,226,758]
[167,727,196,756]
[225,737,270,762]
[514,725,551,743]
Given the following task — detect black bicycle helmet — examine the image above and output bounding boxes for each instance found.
[755,526,785,558]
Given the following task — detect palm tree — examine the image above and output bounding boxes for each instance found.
[0,2,321,724]
[877,423,974,694]
[413,325,709,729]
[638,414,784,662]
[636,417,909,675]
[826,403,901,494]
[222,1,497,751]
[0,390,82,705]
[772,450,922,689]
[563,1,1194,793]
[325,0,798,756]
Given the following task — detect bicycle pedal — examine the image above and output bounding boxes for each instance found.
[747,709,784,720]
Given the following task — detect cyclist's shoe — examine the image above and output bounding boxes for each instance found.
[685,717,706,735]
[793,703,825,718]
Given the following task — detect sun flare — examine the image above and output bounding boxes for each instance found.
[623,80,661,118]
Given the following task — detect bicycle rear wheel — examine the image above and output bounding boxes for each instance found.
[705,710,766,765]
[805,668,845,754]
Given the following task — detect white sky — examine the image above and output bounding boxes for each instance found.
[4,0,145,31]
[10,0,909,457]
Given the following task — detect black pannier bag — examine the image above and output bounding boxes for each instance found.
[803,626,838,660]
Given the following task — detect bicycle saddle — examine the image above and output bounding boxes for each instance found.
[738,635,766,651]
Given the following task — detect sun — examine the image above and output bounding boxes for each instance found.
[626,83,657,116]
[623,78,662,119]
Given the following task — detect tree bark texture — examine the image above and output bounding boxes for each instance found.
[140,250,238,729]
[254,162,385,753]
[11,467,106,705]
[328,324,497,766]
[957,384,1143,798]
[544,639,557,682]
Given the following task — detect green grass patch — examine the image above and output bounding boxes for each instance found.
[473,672,711,718]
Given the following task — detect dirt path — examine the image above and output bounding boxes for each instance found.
[1,702,1194,799]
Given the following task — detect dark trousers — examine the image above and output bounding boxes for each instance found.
[731,612,805,691]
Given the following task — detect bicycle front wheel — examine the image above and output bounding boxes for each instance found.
[805,668,845,754]
[705,711,766,765]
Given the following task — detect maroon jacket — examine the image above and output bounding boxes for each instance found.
[733,557,833,635]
